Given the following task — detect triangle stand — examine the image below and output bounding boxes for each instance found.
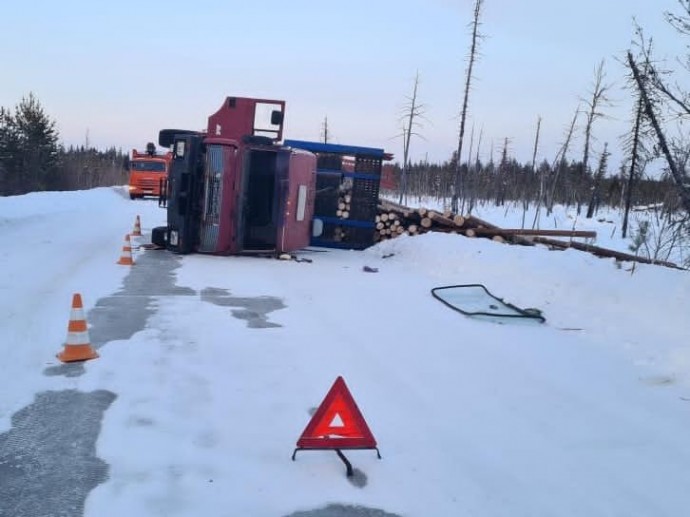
[292,446,382,477]
[292,376,382,477]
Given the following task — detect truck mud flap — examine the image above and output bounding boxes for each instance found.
[151,226,168,248]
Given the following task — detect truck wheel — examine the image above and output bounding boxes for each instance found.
[130,194,136,200]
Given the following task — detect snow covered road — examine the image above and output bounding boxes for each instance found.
[1,187,690,516]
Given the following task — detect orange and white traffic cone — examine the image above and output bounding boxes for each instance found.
[117,234,135,265]
[57,293,99,363]
[131,215,142,237]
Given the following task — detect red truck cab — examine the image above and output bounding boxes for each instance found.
[153,97,316,255]
[128,143,172,199]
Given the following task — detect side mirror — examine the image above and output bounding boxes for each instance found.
[270,110,284,126]
[159,129,200,148]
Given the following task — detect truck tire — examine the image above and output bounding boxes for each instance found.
[151,226,168,248]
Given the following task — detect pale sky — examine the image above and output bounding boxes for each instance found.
[1,0,684,171]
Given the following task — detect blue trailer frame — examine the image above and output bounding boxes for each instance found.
[285,140,386,250]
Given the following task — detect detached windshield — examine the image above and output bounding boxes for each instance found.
[131,161,166,172]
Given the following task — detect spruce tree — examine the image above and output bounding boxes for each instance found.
[13,93,60,192]
[0,107,21,194]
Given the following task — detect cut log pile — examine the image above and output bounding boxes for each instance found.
[374,199,683,270]
[330,183,354,243]
[373,199,595,244]
[336,191,352,220]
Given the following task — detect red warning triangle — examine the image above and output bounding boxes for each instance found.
[297,376,377,450]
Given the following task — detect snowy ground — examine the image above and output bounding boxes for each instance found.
[1,187,689,516]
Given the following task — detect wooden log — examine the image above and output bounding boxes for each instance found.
[380,213,389,222]
[420,217,432,228]
[471,228,597,239]
[398,210,421,223]
[453,215,466,226]
[377,201,420,221]
[378,199,410,212]
[463,214,501,230]
[533,237,683,269]
[408,224,418,234]
[427,210,460,228]
[341,211,349,219]
[465,229,476,238]
[461,214,534,246]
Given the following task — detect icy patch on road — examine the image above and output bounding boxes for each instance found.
[201,286,285,328]
[0,390,116,517]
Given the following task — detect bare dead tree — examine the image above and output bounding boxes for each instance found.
[320,116,330,143]
[622,95,646,238]
[628,3,690,218]
[529,116,543,228]
[666,1,690,41]
[397,71,426,205]
[474,126,484,169]
[465,122,476,211]
[495,137,510,207]
[451,0,484,214]
[627,51,690,214]
[586,143,610,218]
[467,125,484,213]
[546,105,580,215]
[628,51,690,214]
[652,1,690,116]
[583,59,613,218]
[622,37,654,238]
[650,73,690,117]
[467,122,475,167]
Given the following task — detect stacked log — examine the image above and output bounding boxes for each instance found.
[374,201,469,242]
[332,226,348,242]
[336,188,352,220]
[374,211,409,240]
[374,199,595,246]
[373,198,681,270]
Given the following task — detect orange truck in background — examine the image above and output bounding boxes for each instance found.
[128,143,172,200]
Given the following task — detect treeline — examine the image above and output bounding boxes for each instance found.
[386,154,680,217]
[0,93,129,196]
[0,93,682,221]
